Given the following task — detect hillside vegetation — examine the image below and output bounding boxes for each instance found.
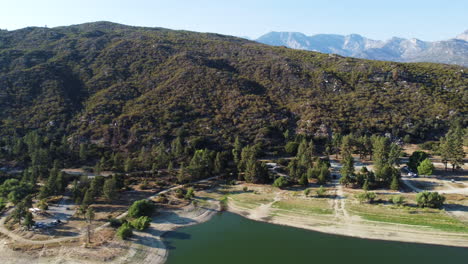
[0,22,466,152]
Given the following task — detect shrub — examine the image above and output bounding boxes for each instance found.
[155,195,168,204]
[316,186,326,197]
[416,191,445,209]
[37,199,48,210]
[304,189,310,196]
[229,180,237,185]
[185,187,195,200]
[420,141,437,151]
[391,195,405,206]
[277,159,289,166]
[272,177,289,188]
[355,192,376,203]
[128,200,155,218]
[130,216,151,230]
[116,223,133,240]
[220,195,228,211]
[284,142,299,155]
[109,218,123,228]
[243,186,248,192]
[175,188,185,198]
[0,198,6,212]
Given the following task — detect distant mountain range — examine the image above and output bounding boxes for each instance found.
[256,30,468,67]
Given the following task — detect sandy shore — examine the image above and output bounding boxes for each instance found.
[225,195,468,248]
[114,202,220,264]
[0,202,219,264]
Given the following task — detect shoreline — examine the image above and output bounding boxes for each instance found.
[225,200,468,249]
[118,202,220,264]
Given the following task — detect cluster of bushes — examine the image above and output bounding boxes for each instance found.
[110,199,156,240]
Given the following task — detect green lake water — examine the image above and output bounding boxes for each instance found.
[164,212,468,264]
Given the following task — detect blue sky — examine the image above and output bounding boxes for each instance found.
[0,0,466,41]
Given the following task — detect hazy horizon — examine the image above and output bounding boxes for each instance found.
[0,0,467,42]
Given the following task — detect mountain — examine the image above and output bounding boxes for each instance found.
[456,30,468,41]
[256,31,468,67]
[0,22,466,152]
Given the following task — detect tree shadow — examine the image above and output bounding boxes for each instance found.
[444,203,468,213]
[153,211,197,225]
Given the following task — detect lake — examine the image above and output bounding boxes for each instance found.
[165,212,468,264]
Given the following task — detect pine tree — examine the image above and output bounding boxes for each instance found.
[363,179,370,191]
[340,153,355,179]
[318,165,330,185]
[448,126,465,171]
[177,164,187,183]
[79,143,87,162]
[167,160,174,172]
[23,212,34,229]
[388,143,401,166]
[124,157,134,173]
[372,136,389,172]
[82,189,93,207]
[340,135,353,157]
[390,176,399,191]
[439,136,451,171]
[103,178,117,200]
[94,161,101,176]
[417,158,434,176]
[56,171,65,194]
[171,137,184,156]
[214,152,223,175]
[85,207,95,243]
[232,136,242,165]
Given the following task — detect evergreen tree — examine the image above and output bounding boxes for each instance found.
[214,152,223,175]
[408,151,429,172]
[390,176,399,191]
[340,153,355,179]
[103,178,117,200]
[23,212,34,229]
[82,189,93,207]
[447,126,465,171]
[232,136,242,165]
[244,158,268,184]
[388,143,402,166]
[79,143,88,163]
[124,157,134,173]
[331,133,342,158]
[56,171,66,194]
[177,164,187,183]
[317,165,330,185]
[112,152,124,171]
[363,179,370,191]
[372,136,389,171]
[417,158,435,176]
[167,160,174,172]
[439,136,451,171]
[340,135,353,157]
[94,161,101,176]
[12,202,27,225]
[171,136,184,156]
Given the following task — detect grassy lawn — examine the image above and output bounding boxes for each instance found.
[348,203,468,233]
[229,192,275,208]
[272,199,334,215]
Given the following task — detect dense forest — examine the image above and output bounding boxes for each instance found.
[0,21,466,161]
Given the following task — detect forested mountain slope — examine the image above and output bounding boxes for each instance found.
[0,22,466,151]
